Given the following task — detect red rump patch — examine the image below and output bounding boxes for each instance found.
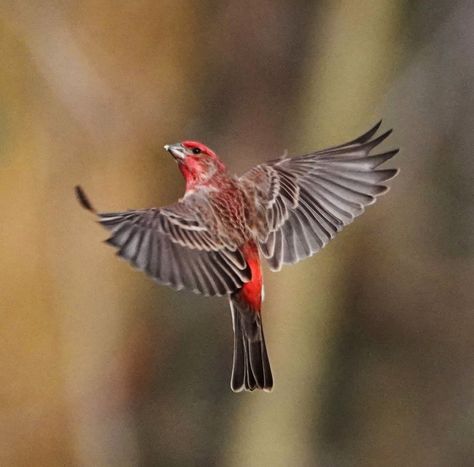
[239,242,262,312]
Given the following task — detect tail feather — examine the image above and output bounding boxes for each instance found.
[231,306,246,391]
[230,296,273,392]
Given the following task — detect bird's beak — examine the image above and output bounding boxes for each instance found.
[164,143,186,161]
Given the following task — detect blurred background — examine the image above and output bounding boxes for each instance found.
[0,1,473,466]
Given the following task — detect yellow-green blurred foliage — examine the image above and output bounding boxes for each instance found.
[0,1,472,466]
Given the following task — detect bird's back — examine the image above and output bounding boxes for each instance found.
[203,175,256,247]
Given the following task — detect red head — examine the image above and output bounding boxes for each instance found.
[164,140,226,191]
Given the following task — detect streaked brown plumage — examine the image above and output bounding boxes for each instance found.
[76,121,399,392]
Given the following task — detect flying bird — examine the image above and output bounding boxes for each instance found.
[75,121,398,392]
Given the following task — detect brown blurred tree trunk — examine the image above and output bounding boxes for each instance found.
[317,2,474,466]
[2,1,473,466]
[223,1,404,466]
[0,1,207,465]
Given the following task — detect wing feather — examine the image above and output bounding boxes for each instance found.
[240,123,399,270]
[89,193,251,296]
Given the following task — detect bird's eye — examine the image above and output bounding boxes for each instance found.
[192,147,201,155]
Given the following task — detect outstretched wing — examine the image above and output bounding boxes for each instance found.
[76,187,251,296]
[240,122,399,271]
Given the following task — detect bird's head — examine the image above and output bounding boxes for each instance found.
[164,141,226,191]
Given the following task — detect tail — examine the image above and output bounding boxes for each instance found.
[230,294,273,392]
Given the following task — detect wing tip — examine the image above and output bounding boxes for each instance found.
[366,128,393,151]
[369,149,399,168]
[385,167,400,181]
[75,185,97,213]
[351,120,383,144]
[376,168,400,196]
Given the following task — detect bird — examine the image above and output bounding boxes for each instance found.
[75,121,398,393]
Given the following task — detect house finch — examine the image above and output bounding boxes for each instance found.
[75,121,398,392]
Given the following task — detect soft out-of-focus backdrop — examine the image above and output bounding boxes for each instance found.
[1,1,473,466]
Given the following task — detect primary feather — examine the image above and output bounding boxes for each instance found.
[240,122,399,270]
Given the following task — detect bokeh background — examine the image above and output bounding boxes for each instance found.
[1,1,473,466]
